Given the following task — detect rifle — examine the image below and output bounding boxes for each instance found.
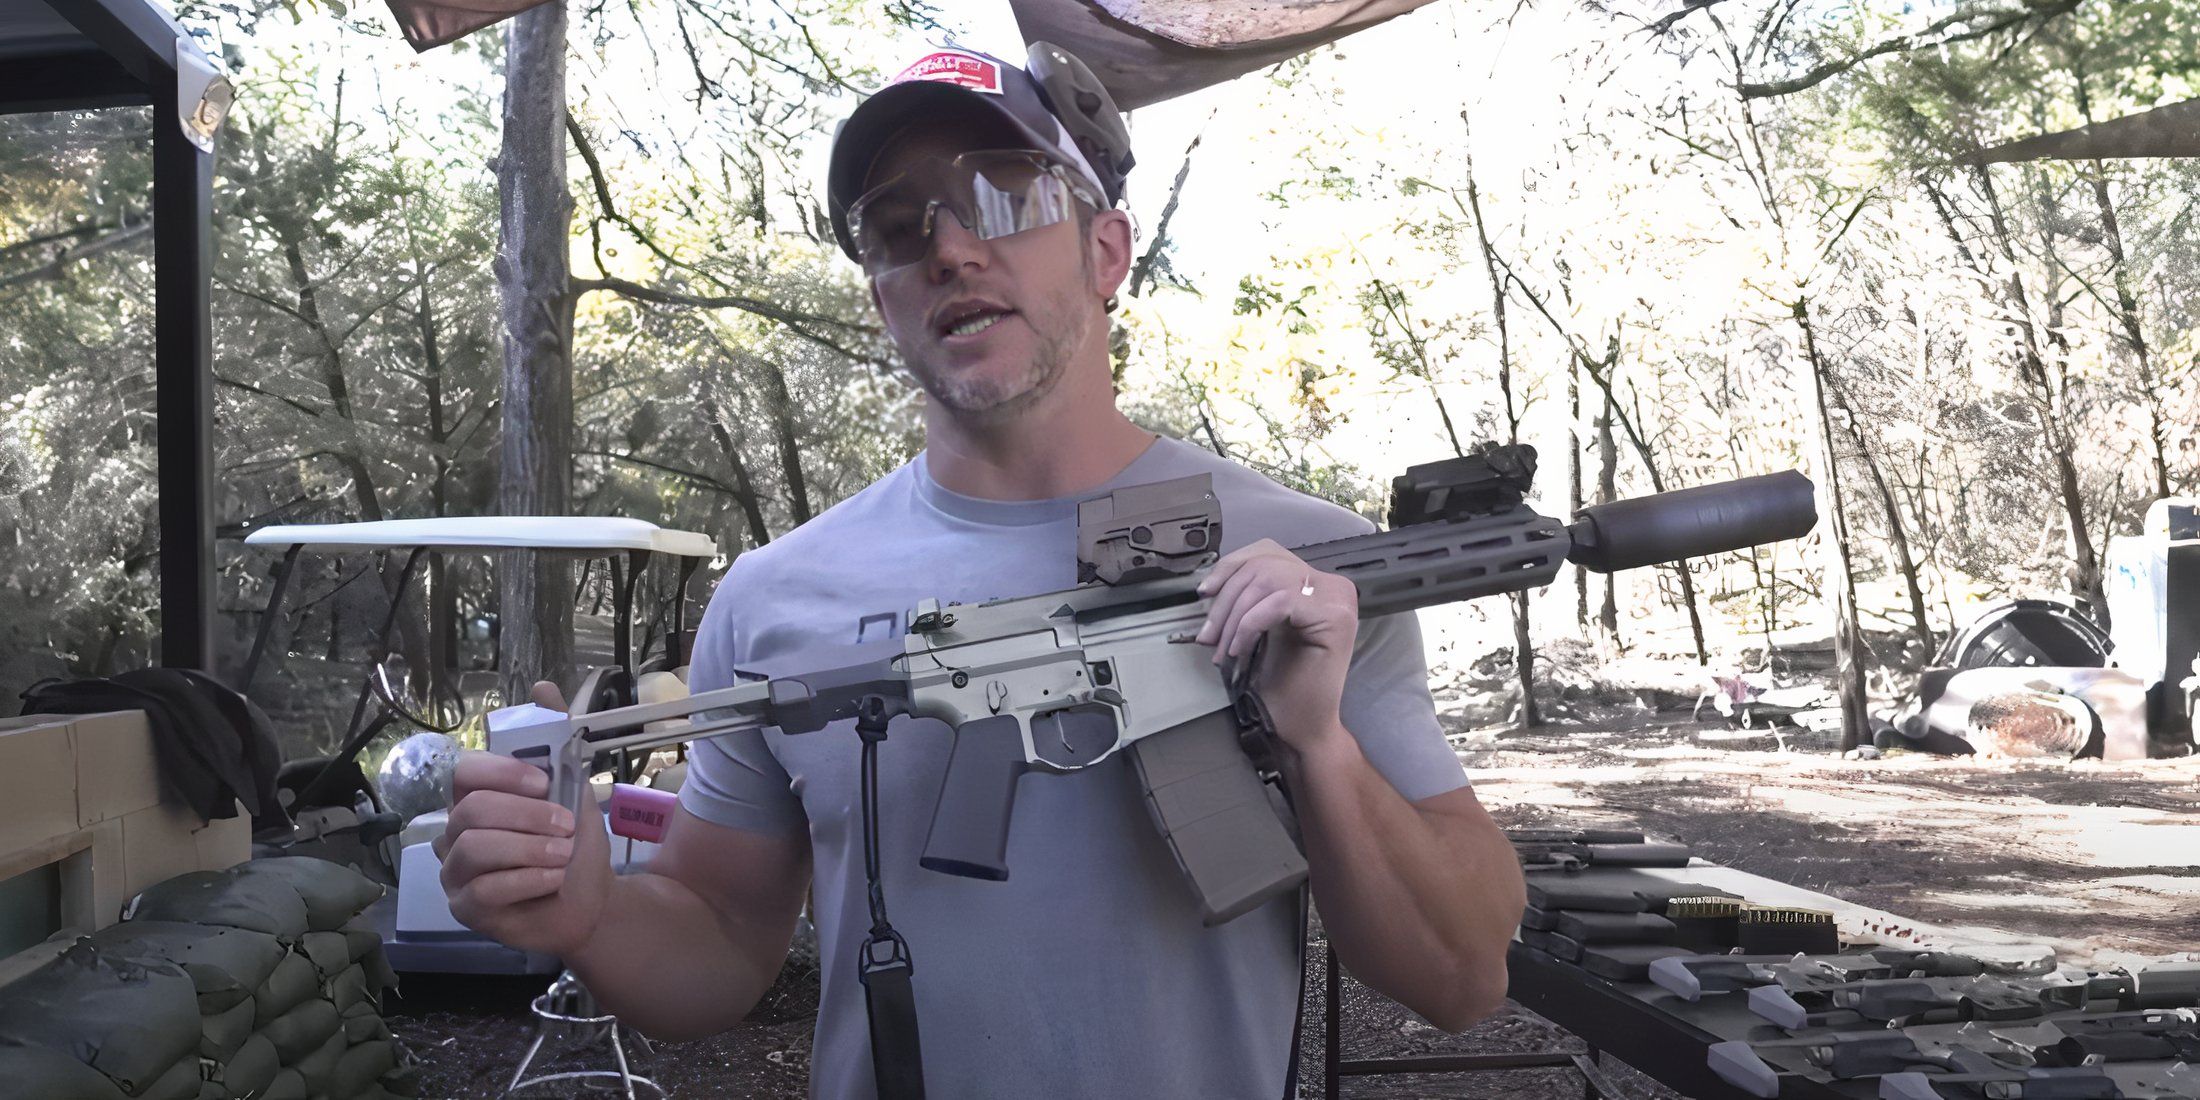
[497,443,1817,924]
[1750,962,2200,1031]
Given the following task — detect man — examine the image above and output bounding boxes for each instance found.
[438,42,1525,1098]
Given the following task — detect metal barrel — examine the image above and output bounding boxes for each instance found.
[1567,470,1817,574]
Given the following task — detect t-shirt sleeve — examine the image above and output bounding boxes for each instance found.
[1340,608,1469,803]
[675,577,809,836]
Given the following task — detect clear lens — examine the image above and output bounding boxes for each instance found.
[850,151,1093,274]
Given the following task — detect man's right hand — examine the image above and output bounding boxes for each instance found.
[436,685,613,959]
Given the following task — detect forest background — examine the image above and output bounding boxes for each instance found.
[4,0,2196,752]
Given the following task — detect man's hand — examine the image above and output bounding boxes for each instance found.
[436,681,612,959]
[1194,538,1358,753]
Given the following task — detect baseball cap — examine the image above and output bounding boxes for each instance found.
[826,42,1134,261]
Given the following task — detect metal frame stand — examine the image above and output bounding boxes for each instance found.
[1322,944,1622,1100]
[506,971,665,1100]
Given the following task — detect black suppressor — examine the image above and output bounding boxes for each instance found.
[1568,470,1818,574]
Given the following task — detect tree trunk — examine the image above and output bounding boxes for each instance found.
[2073,69,2172,500]
[1795,300,1869,752]
[495,2,577,702]
[1826,375,1933,658]
[1462,114,1539,729]
[1968,165,2105,621]
[755,357,813,525]
[1595,389,1619,646]
[1569,354,1587,629]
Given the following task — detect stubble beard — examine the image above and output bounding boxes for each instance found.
[899,270,1096,422]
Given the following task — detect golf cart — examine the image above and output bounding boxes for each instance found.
[237,516,718,975]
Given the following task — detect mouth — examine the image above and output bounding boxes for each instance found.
[935,302,1017,342]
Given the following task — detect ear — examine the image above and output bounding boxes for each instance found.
[1087,208,1135,303]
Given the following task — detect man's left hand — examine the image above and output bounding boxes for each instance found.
[1194,538,1358,754]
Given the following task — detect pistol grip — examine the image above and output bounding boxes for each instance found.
[919,715,1029,881]
[1128,710,1308,926]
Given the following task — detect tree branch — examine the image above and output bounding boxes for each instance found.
[573,274,884,364]
[0,222,153,291]
[1739,0,2082,99]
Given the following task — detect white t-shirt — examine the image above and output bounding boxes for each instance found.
[678,436,1469,1099]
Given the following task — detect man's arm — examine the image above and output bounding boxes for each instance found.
[1281,730,1523,1031]
[1196,538,1525,1031]
[565,807,812,1042]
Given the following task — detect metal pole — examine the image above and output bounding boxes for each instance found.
[153,61,216,670]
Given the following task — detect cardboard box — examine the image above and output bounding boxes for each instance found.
[120,801,205,898]
[195,803,250,872]
[121,797,248,897]
[56,819,127,932]
[70,711,164,826]
[0,720,78,855]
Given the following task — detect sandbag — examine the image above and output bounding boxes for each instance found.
[257,998,340,1065]
[126,871,310,941]
[341,1010,392,1046]
[199,998,255,1062]
[137,1055,203,1100]
[362,946,398,1001]
[253,951,319,1026]
[298,932,350,981]
[0,942,198,1095]
[0,1039,129,1099]
[327,964,371,1016]
[292,1028,346,1095]
[337,920,381,963]
[218,1033,279,1099]
[259,1067,308,1100]
[89,922,286,1015]
[231,859,383,931]
[330,1040,397,1099]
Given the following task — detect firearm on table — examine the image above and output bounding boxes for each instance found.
[1747,961,2200,1030]
[1710,1010,2200,1099]
[496,444,1818,925]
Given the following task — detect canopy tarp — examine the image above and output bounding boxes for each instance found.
[383,0,1442,107]
[1977,98,2200,164]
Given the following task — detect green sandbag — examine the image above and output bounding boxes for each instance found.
[336,919,381,963]
[341,1010,391,1045]
[230,859,384,931]
[362,946,398,1001]
[257,998,340,1065]
[330,1040,396,1099]
[218,1033,278,1099]
[0,942,198,1095]
[259,1067,308,1100]
[297,931,350,982]
[327,965,370,1016]
[201,998,255,1062]
[292,1028,345,1095]
[136,1055,203,1100]
[126,871,309,942]
[252,951,318,1026]
[0,1039,128,1099]
[90,922,285,1015]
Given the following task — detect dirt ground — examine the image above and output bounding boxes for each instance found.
[383,641,2200,1099]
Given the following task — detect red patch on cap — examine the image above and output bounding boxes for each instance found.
[892,50,1005,95]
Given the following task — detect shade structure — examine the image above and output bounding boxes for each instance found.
[1978,98,2200,164]
[1,0,223,670]
[379,0,1443,109]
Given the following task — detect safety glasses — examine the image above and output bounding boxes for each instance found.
[847,150,1100,275]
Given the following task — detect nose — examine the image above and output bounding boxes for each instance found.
[925,206,990,282]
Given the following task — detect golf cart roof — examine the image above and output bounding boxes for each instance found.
[244,517,719,559]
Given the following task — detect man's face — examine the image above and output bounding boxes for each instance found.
[861,119,1105,420]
